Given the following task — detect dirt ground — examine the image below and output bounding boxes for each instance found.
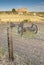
[0,22,44,65]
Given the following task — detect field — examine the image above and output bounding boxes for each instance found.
[0,12,44,23]
[0,12,44,65]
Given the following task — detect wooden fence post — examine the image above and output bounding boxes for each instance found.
[7,27,14,61]
[9,27,14,61]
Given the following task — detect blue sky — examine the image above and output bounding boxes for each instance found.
[0,0,44,12]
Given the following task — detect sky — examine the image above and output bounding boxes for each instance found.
[0,0,44,12]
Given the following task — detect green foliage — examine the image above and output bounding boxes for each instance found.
[23,19,31,23]
[12,8,16,12]
[12,8,17,14]
[23,19,28,23]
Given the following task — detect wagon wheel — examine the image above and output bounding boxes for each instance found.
[17,22,24,36]
[18,26,23,36]
[31,24,38,33]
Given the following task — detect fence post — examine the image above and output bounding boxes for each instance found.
[9,27,14,61]
[7,27,14,61]
[7,27,10,60]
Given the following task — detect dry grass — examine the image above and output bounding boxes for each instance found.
[0,13,44,23]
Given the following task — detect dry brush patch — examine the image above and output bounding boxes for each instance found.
[0,13,44,23]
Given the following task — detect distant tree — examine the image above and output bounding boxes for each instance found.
[12,8,16,14]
